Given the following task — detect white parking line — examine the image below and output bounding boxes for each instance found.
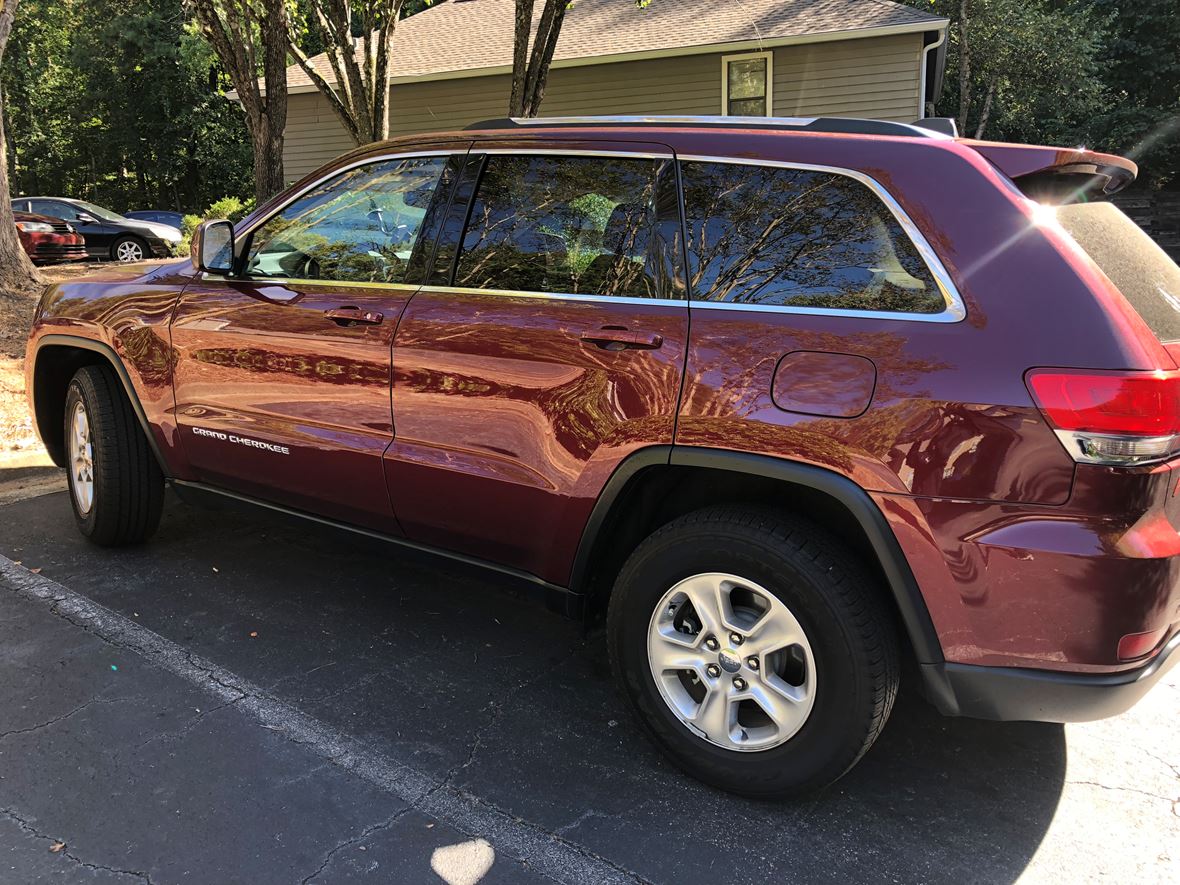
[0,554,645,885]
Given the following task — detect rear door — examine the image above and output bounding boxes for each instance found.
[386,144,689,583]
[171,148,465,533]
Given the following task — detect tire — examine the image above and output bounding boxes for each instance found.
[607,505,899,798]
[111,236,147,262]
[64,364,164,545]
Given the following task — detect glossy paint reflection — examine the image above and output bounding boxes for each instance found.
[388,290,687,582]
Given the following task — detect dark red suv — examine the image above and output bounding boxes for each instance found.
[24,116,1180,797]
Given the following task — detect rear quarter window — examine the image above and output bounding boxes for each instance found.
[680,161,946,314]
[1054,201,1180,343]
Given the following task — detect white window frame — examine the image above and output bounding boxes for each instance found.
[721,50,774,117]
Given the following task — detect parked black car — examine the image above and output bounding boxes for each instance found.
[10,197,182,262]
[125,210,185,231]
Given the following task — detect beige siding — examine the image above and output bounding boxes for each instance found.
[284,33,925,176]
[282,93,360,181]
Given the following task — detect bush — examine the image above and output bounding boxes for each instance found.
[177,196,256,256]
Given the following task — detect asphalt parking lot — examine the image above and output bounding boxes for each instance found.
[0,471,1177,884]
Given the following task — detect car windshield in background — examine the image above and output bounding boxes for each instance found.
[73,200,125,222]
[1054,201,1180,343]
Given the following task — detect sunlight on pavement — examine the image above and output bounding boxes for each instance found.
[430,838,496,885]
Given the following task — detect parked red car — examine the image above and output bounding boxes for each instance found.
[14,210,86,264]
[24,116,1180,797]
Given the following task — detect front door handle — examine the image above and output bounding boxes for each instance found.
[579,327,663,351]
[325,306,384,326]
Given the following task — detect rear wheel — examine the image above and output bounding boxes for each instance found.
[607,505,899,797]
[65,364,164,545]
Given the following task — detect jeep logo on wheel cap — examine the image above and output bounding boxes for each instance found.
[718,650,742,673]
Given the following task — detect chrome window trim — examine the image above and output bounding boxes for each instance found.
[195,272,422,292]
[417,284,688,308]
[677,153,967,323]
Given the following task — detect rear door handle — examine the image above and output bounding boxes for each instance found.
[579,327,663,351]
[325,306,384,326]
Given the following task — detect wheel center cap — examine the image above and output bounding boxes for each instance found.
[717,649,742,673]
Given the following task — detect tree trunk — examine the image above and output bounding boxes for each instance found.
[974,79,996,140]
[247,114,285,205]
[508,0,535,117]
[0,0,41,291]
[957,0,971,136]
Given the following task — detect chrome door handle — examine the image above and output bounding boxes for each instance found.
[325,307,384,325]
[579,327,663,351]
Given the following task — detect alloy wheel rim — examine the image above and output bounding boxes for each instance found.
[117,241,143,261]
[646,572,816,752]
[68,400,95,514]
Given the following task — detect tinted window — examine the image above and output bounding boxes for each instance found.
[681,162,944,313]
[1055,201,1180,343]
[31,200,77,221]
[246,156,447,284]
[454,154,677,298]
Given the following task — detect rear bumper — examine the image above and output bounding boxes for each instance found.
[922,630,1180,722]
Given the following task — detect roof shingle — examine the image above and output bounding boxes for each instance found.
[285,0,945,90]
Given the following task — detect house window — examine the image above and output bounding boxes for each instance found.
[722,51,773,117]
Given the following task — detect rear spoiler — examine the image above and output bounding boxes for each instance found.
[962,139,1138,201]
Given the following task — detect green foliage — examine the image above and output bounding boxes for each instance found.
[4,0,253,213]
[177,195,258,253]
[900,0,1178,187]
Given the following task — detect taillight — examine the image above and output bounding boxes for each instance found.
[1026,368,1180,466]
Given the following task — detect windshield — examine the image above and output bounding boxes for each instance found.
[72,200,125,222]
[1055,201,1180,343]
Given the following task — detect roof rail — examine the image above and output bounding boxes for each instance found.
[463,115,954,139]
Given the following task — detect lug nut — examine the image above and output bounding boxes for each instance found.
[706,664,721,678]
[747,657,759,671]
[729,632,744,646]
[704,636,719,651]
[733,677,747,691]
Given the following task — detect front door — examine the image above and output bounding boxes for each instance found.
[387,145,690,583]
[171,149,462,533]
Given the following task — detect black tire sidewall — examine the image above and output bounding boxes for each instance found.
[610,515,885,796]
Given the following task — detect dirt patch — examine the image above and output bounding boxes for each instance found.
[1,262,146,462]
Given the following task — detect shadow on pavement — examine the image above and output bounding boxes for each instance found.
[0,491,1065,884]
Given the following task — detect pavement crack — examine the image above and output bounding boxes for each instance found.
[1066,779,1178,803]
[0,696,137,742]
[0,805,156,883]
[134,695,246,750]
[299,807,413,884]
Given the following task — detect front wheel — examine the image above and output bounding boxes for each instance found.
[607,505,899,798]
[111,236,146,262]
[65,364,164,545]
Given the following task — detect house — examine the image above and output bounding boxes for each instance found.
[281,0,949,180]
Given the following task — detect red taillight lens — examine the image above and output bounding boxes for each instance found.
[1027,369,1180,436]
[1027,369,1180,465]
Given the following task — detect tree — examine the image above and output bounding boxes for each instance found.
[508,0,651,118]
[287,1,406,146]
[902,1,1107,144]
[0,0,40,290]
[190,0,289,202]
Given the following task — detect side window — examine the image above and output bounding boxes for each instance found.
[32,200,75,220]
[681,161,945,314]
[453,154,678,298]
[245,156,448,284]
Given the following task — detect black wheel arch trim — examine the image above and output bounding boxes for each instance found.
[570,446,945,666]
[33,334,169,474]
